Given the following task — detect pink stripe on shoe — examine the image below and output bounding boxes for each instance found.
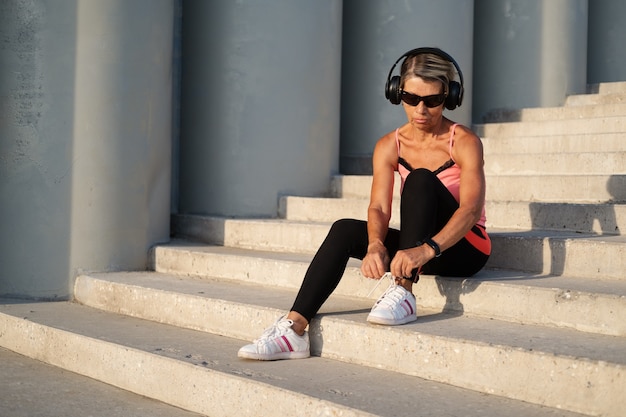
[281,335,294,352]
[403,300,414,315]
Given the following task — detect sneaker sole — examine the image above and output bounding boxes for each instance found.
[366,314,417,326]
[237,350,311,361]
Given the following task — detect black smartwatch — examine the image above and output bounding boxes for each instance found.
[423,238,441,258]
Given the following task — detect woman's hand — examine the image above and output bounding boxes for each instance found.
[360,241,390,279]
[390,244,436,279]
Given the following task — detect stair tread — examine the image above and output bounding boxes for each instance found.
[0,347,203,417]
[81,271,626,366]
[0,300,586,417]
[176,215,626,242]
[160,240,626,297]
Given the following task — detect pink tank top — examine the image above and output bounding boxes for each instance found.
[395,124,487,227]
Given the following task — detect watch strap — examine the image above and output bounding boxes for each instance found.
[423,238,441,257]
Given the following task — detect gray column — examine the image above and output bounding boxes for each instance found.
[339,0,475,174]
[473,0,588,123]
[178,0,342,217]
[0,0,174,299]
[588,0,626,84]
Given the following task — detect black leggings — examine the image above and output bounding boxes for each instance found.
[291,168,490,322]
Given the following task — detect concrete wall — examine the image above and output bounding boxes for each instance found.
[0,0,173,299]
[473,0,588,123]
[178,0,342,217]
[587,0,626,84]
[339,0,475,174]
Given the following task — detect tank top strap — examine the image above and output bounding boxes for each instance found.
[395,128,401,156]
[449,123,459,161]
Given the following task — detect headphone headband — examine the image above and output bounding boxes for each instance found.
[384,47,464,110]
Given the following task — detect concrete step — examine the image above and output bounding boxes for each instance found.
[330,174,626,203]
[481,132,626,155]
[482,103,626,123]
[474,116,626,138]
[486,229,626,279]
[279,196,625,235]
[151,241,626,336]
[171,214,626,280]
[553,82,626,106]
[565,92,626,106]
[0,300,588,417]
[0,347,204,417]
[487,201,624,234]
[486,173,625,203]
[589,81,626,95]
[66,272,626,416]
[484,151,626,175]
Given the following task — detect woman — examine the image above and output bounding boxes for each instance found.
[238,47,491,361]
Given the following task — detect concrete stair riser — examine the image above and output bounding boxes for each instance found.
[483,103,626,123]
[484,152,626,175]
[486,201,624,235]
[593,82,626,94]
[486,233,626,280]
[485,175,624,203]
[475,116,626,138]
[172,214,330,254]
[70,273,626,417]
[330,174,626,203]
[482,133,626,155]
[151,245,626,336]
[172,215,626,280]
[279,197,625,236]
[565,92,626,106]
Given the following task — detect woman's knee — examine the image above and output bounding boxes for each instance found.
[403,168,436,192]
[329,218,366,239]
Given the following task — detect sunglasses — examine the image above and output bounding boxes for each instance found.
[401,91,446,108]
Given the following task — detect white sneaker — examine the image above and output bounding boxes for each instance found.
[238,316,310,360]
[367,273,417,325]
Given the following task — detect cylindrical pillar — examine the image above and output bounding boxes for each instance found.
[473,0,588,122]
[178,0,342,217]
[0,0,174,299]
[339,0,475,174]
[588,0,626,84]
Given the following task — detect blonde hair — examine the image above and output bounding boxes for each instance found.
[400,52,456,94]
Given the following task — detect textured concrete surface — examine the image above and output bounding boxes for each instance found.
[171,214,626,279]
[279,196,626,235]
[0,301,586,417]
[151,242,626,336]
[69,271,626,416]
[475,116,626,137]
[0,347,203,417]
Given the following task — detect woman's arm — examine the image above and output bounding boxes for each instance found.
[360,133,397,279]
[390,126,486,278]
[431,126,485,250]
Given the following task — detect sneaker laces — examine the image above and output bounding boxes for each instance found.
[255,316,293,344]
[367,272,397,298]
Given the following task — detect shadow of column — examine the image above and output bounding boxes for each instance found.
[528,174,623,276]
[434,277,483,317]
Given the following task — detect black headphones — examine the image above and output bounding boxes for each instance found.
[384,47,464,110]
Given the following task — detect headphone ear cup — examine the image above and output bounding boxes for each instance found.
[445,80,462,110]
[385,75,402,105]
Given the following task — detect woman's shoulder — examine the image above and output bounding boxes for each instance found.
[375,128,400,150]
[450,122,478,138]
[449,123,483,165]
[450,123,482,147]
